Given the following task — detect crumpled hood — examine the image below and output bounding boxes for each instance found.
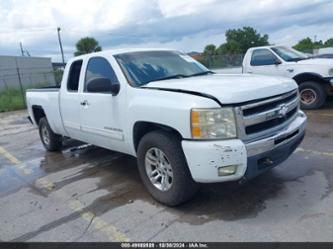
[296,58,333,66]
[145,74,298,104]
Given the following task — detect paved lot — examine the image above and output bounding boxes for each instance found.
[0,101,333,242]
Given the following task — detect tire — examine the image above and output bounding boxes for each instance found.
[38,117,62,152]
[137,130,199,206]
[299,81,327,109]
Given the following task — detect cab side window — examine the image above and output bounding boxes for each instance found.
[67,60,83,92]
[250,49,278,66]
[85,57,119,93]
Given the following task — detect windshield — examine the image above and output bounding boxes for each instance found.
[114,51,210,86]
[271,46,308,62]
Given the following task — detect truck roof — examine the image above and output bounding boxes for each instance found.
[69,48,178,62]
[247,45,285,51]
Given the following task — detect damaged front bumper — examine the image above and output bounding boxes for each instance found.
[182,111,307,183]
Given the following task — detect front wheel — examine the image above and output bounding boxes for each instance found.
[299,81,327,109]
[38,117,62,152]
[137,130,199,206]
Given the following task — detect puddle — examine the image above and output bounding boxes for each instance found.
[9,117,30,126]
[0,159,47,197]
[2,132,333,227]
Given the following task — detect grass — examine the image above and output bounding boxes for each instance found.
[0,83,53,112]
[0,88,26,113]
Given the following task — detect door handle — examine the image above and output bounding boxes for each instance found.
[80,100,89,106]
[286,68,294,73]
[247,71,253,74]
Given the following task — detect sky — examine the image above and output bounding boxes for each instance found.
[1,0,333,62]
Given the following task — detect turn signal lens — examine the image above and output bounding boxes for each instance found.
[191,110,200,125]
[191,127,202,138]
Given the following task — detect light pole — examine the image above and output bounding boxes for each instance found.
[19,42,24,56]
[57,27,65,65]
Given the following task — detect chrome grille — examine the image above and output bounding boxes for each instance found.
[235,90,299,142]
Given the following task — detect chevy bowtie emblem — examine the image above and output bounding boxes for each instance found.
[278,104,288,118]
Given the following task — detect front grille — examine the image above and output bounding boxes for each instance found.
[245,107,297,134]
[242,92,298,116]
[235,90,299,141]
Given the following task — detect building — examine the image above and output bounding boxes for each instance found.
[317,47,333,54]
[0,56,56,91]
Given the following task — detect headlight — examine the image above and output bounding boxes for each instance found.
[191,108,237,139]
[329,68,333,76]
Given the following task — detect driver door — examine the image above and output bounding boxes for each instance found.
[247,49,285,76]
[79,56,125,150]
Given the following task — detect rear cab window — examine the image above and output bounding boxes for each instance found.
[67,60,83,92]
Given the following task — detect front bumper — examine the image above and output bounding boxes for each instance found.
[182,110,307,183]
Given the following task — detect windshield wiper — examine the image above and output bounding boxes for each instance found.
[142,74,190,85]
[187,71,214,77]
[289,57,307,62]
[141,71,214,86]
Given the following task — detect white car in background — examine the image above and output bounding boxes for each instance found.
[243,46,333,109]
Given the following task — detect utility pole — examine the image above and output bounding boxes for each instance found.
[14,58,25,103]
[57,27,65,65]
[19,42,24,56]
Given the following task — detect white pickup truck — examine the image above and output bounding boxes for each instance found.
[243,46,333,109]
[26,48,307,206]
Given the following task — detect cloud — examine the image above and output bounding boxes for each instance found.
[0,0,332,61]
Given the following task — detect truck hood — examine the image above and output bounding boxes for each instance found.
[295,58,333,66]
[145,74,297,104]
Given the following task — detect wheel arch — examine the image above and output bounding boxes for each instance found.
[133,121,183,153]
[293,72,327,85]
[32,105,46,125]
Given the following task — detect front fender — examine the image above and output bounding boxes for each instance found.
[125,88,219,154]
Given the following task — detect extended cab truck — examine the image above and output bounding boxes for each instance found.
[26,49,307,206]
[243,46,333,109]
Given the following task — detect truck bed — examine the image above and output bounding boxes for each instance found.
[26,85,60,92]
[26,87,65,136]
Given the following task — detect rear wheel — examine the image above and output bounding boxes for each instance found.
[38,117,62,152]
[299,81,326,109]
[137,130,199,206]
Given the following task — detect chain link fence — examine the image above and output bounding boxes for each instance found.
[0,56,63,112]
[0,67,57,91]
[197,53,245,69]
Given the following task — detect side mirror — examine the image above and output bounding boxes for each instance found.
[87,77,120,95]
[110,83,120,96]
[274,59,282,65]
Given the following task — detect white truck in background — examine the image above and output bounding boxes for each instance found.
[26,48,306,206]
[243,46,333,109]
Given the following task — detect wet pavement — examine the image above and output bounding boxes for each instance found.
[0,101,333,242]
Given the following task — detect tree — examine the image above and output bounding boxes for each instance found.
[74,37,102,56]
[200,27,269,68]
[217,40,243,67]
[203,44,217,55]
[293,37,315,53]
[223,26,269,54]
[53,68,64,86]
[324,38,333,47]
[293,37,326,53]
[217,40,242,54]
